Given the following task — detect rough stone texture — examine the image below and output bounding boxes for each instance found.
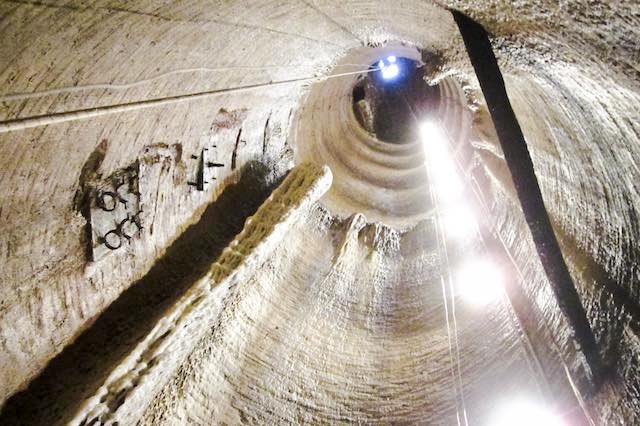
[0,0,638,424]
[69,162,332,426]
[138,208,546,425]
[294,44,434,227]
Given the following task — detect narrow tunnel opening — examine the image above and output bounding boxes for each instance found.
[352,56,440,144]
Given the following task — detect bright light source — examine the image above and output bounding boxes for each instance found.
[456,258,503,306]
[381,63,399,80]
[490,398,564,426]
[377,56,400,80]
[420,121,449,164]
[441,205,477,241]
[430,165,463,202]
[420,121,463,201]
[419,121,446,145]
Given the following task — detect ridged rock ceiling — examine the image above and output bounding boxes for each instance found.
[293,44,432,227]
[0,0,639,424]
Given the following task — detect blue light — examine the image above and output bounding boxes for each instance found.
[378,56,400,80]
[381,63,399,79]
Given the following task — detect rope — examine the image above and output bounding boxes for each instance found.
[0,67,379,133]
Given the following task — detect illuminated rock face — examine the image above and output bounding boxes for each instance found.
[0,1,639,424]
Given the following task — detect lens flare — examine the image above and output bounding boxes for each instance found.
[456,258,504,306]
[419,121,446,146]
[440,206,477,241]
[490,398,565,426]
[420,121,463,201]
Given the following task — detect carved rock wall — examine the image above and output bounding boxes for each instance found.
[0,0,638,424]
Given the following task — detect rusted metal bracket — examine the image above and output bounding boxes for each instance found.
[451,10,604,385]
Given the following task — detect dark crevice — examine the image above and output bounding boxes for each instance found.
[352,85,365,102]
[0,160,284,426]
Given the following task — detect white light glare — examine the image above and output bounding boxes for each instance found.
[378,56,400,80]
[419,121,445,145]
[440,206,477,241]
[420,121,449,164]
[456,258,504,306]
[420,121,463,201]
[381,63,399,80]
[490,398,564,426]
[428,160,463,202]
